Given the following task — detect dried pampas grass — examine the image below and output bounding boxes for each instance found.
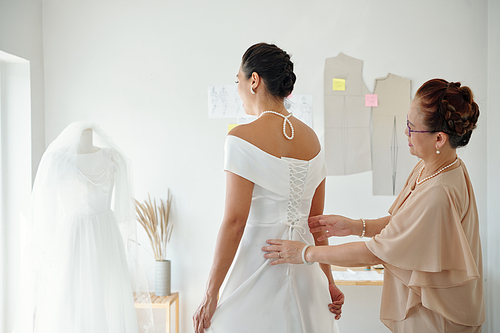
[135,192,173,261]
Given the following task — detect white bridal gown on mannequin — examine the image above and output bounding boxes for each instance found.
[207,135,340,333]
[12,122,154,333]
[35,148,139,332]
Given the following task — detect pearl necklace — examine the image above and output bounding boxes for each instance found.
[259,111,294,140]
[416,157,458,185]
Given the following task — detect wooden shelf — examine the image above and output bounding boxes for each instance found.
[135,292,179,333]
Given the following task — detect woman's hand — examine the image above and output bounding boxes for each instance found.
[193,295,218,333]
[262,239,307,265]
[328,283,345,320]
[308,215,358,241]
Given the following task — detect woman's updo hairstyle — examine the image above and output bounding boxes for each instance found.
[241,43,296,99]
[416,78,480,148]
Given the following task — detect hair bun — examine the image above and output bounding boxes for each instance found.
[416,78,480,148]
[241,43,296,99]
[280,71,296,98]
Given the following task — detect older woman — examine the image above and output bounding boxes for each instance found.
[263,78,485,332]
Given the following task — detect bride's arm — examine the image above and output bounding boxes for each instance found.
[193,171,253,333]
[309,180,344,319]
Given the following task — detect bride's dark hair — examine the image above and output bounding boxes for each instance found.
[241,43,296,99]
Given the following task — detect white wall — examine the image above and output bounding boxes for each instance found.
[0,0,45,180]
[0,1,44,332]
[486,0,500,331]
[0,55,33,333]
[40,0,492,332]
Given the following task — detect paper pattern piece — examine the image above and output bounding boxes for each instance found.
[372,73,417,195]
[324,53,372,175]
[208,85,246,119]
[365,94,378,107]
[332,78,346,91]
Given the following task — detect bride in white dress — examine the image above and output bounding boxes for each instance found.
[193,43,343,333]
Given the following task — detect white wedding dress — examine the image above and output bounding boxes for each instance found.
[12,122,154,333]
[207,135,339,333]
[34,148,139,332]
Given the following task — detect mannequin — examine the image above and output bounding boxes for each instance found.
[78,128,101,154]
[76,129,108,177]
[12,122,154,333]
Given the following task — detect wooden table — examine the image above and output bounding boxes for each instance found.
[331,265,384,286]
[135,292,179,333]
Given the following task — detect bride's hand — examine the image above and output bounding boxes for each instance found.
[193,294,218,333]
[327,283,345,320]
[308,215,357,241]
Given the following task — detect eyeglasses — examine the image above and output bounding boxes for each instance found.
[406,117,435,137]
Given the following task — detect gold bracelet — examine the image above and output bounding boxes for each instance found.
[359,218,366,238]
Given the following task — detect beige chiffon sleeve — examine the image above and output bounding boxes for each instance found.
[366,163,484,326]
[369,185,479,285]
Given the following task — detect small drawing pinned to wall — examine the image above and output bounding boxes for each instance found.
[365,94,378,107]
[332,78,346,91]
[208,85,246,119]
[285,94,313,127]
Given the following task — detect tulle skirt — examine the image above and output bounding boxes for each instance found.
[35,210,139,333]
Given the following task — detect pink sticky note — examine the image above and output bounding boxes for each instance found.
[365,94,378,107]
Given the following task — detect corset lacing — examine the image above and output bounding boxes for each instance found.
[282,160,310,273]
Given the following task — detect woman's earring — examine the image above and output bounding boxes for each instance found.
[436,147,440,154]
[251,86,256,95]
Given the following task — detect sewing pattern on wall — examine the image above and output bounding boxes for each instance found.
[324,53,372,175]
[372,73,416,195]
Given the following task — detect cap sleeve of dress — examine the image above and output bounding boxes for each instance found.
[309,149,327,188]
[367,184,480,288]
[224,135,288,197]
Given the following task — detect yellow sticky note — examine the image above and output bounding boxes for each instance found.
[228,124,239,132]
[332,78,346,91]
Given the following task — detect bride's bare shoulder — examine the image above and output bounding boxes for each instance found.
[227,117,269,144]
[228,117,321,160]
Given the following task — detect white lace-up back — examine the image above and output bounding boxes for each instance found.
[282,158,310,243]
[286,159,309,224]
[206,135,339,333]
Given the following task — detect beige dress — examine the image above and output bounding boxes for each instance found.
[366,159,485,332]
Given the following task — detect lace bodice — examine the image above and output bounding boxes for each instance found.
[57,149,115,216]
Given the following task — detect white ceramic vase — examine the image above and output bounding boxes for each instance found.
[155,260,171,296]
